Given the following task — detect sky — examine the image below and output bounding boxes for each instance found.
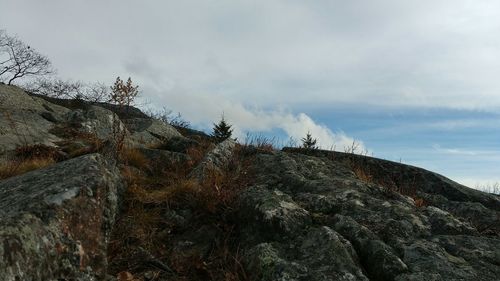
[1,0,499,188]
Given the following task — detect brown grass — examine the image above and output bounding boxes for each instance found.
[352,165,373,183]
[0,143,64,180]
[414,198,426,208]
[243,134,277,153]
[0,158,56,180]
[51,124,103,158]
[15,144,63,161]
[348,159,427,208]
[120,148,150,170]
[186,139,214,166]
[108,141,253,280]
[50,124,98,141]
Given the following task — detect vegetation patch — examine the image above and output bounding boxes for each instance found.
[0,157,56,180]
[108,142,255,280]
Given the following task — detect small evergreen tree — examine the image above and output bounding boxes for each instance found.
[301,131,317,149]
[212,114,233,143]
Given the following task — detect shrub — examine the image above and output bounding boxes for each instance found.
[145,107,191,129]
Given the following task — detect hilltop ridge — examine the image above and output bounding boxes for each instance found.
[0,83,499,281]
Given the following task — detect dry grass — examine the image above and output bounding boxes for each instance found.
[14,144,63,161]
[352,165,373,183]
[50,124,99,141]
[0,143,64,180]
[414,198,426,208]
[120,148,150,170]
[0,158,56,180]
[51,124,103,158]
[109,141,253,280]
[243,133,277,152]
[186,139,214,166]
[348,159,427,208]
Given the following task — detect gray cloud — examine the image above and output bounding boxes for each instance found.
[2,0,500,145]
[2,1,499,102]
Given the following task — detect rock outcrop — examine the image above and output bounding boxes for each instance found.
[0,84,69,155]
[238,149,500,280]
[0,154,125,281]
[0,85,181,157]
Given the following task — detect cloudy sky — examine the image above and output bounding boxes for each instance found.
[1,0,499,188]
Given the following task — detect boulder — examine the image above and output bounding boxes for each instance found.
[0,153,125,281]
[0,84,69,155]
[299,226,368,280]
[333,215,408,281]
[189,138,236,180]
[64,106,128,140]
[239,186,311,241]
[244,243,307,281]
[124,118,181,147]
[157,135,199,153]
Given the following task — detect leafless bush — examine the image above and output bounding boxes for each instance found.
[475,182,500,195]
[25,78,108,102]
[285,136,299,148]
[344,140,361,154]
[145,107,191,128]
[243,133,278,151]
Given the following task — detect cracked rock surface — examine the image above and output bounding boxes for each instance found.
[0,154,125,281]
[239,150,500,281]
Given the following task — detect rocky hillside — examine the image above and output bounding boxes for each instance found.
[0,83,499,281]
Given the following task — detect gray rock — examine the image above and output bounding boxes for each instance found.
[157,135,199,153]
[237,149,499,280]
[244,243,307,281]
[64,105,128,140]
[137,147,188,163]
[333,215,408,281]
[136,147,189,172]
[0,153,125,281]
[0,84,68,155]
[124,118,181,147]
[423,206,477,235]
[398,239,477,280]
[299,226,368,280]
[240,185,312,241]
[189,138,236,180]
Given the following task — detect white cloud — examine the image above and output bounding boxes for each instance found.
[432,144,478,156]
[139,83,364,151]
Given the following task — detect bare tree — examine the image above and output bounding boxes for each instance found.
[109,76,139,111]
[0,30,53,85]
[84,82,109,103]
